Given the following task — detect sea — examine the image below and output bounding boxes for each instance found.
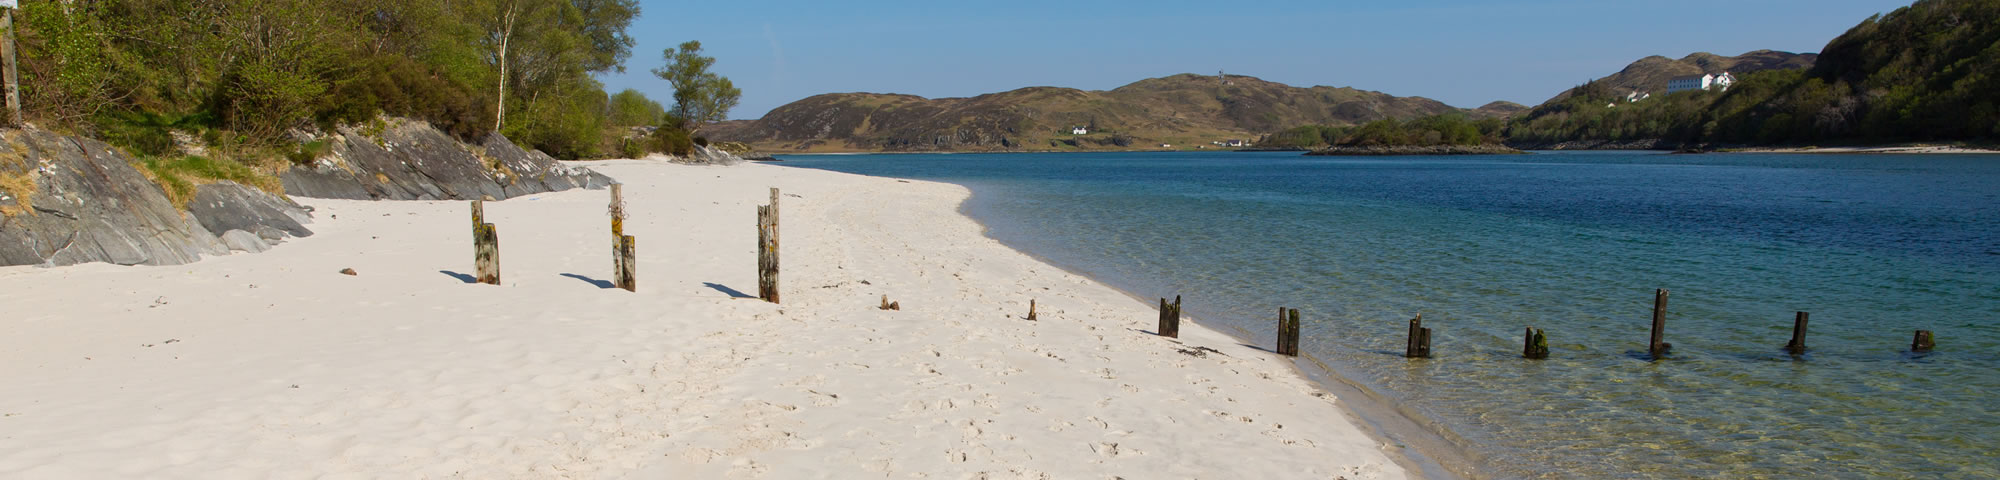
[774,150,2000,479]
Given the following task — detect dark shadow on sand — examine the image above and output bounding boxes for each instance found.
[561,273,616,289]
[439,270,477,283]
[704,282,756,299]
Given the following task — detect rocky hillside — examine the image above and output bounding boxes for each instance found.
[283,118,611,201]
[0,129,310,266]
[1540,50,1818,104]
[709,74,1468,152]
[2,119,613,267]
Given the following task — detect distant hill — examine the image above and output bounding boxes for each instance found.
[1472,101,1529,119]
[1508,0,2000,147]
[1540,50,1818,104]
[709,74,1468,152]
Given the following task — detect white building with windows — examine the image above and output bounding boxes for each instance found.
[1666,72,1736,94]
[1071,126,1089,135]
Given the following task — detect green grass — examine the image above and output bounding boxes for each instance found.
[135,154,281,209]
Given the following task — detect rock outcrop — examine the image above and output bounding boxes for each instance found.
[677,144,745,166]
[4,117,613,268]
[282,119,611,200]
[0,129,297,267]
[187,181,315,253]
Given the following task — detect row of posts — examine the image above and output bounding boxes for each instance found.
[1154,288,1943,359]
[464,185,781,303]
[471,190,1945,358]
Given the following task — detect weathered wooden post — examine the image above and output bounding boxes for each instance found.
[1649,289,1670,358]
[1276,308,1301,356]
[472,200,499,285]
[1912,330,1935,353]
[1784,311,1809,355]
[1156,295,1181,338]
[1405,314,1424,358]
[1277,308,1288,354]
[1026,299,1037,320]
[1523,327,1549,359]
[757,188,780,303]
[1417,327,1432,358]
[617,235,636,291]
[610,184,636,291]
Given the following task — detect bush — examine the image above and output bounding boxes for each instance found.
[651,127,695,157]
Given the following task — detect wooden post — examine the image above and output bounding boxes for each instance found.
[1405,314,1423,358]
[472,201,499,285]
[1277,307,1288,353]
[1157,296,1181,338]
[1912,330,1935,353]
[616,235,636,291]
[1523,327,1549,359]
[1784,311,1809,355]
[1649,289,1669,358]
[1,8,20,127]
[757,188,780,303]
[1026,299,1037,320]
[475,224,500,285]
[1276,308,1301,357]
[610,184,637,291]
[1417,327,1433,358]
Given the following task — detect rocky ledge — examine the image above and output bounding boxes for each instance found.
[282,119,612,201]
[2,118,618,267]
[0,129,310,267]
[1304,144,1527,156]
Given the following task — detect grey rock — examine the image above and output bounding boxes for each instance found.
[0,129,220,267]
[219,229,270,253]
[187,181,313,243]
[679,144,745,166]
[282,119,609,201]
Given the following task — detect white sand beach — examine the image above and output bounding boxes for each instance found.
[0,161,1407,479]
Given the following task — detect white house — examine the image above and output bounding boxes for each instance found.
[1666,72,1736,94]
[1626,90,1651,103]
[1071,126,1089,135]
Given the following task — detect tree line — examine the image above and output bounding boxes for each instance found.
[13,0,739,167]
[1260,114,1505,149]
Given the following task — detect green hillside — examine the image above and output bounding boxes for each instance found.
[1508,0,2000,147]
[707,74,1468,152]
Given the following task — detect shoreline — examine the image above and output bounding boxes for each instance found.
[1718,145,2000,154]
[0,161,1411,478]
[926,169,1482,480]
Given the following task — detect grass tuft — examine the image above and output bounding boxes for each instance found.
[133,155,281,209]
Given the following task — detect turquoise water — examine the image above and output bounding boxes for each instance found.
[776,151,2000,479]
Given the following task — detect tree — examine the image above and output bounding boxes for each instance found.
[464,0,637,132]
[605,88,663,126]
[651,40,740,132]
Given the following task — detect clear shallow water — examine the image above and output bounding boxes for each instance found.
[775,151,2000,479]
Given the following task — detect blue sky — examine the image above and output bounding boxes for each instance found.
[597,0,1916,119]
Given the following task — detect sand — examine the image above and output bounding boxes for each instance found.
[0,161,1408,479]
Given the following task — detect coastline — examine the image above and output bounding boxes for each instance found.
[937,184,1481,480]
[1718,145,2000,154]
[0,161,1410,478]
